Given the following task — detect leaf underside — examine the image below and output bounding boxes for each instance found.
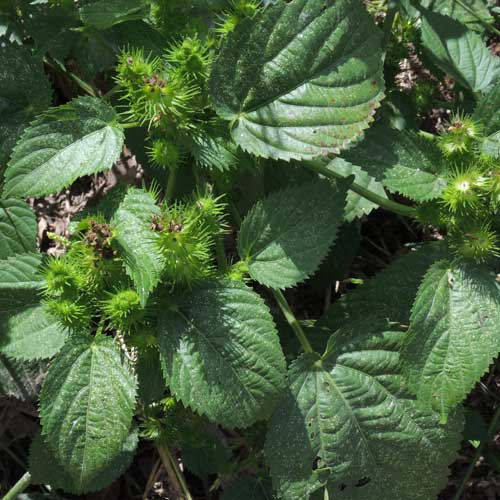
[210,0,385,161]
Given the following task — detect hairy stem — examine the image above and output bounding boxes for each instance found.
[165,167,178,202]
[382,0,398,51]
[121,122,141,129]
[157,444,193,500]
[272,289,314,354]
[2,471,32,500]
[452,403,500,500]
[305,161,418,219]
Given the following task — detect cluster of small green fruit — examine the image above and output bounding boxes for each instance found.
[420,114,500,263]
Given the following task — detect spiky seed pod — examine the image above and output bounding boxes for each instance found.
[101,289,146,333]
[148,139,181,169]
[45,298,92,330]
[166,36,211,85]
[439,112,482,157]
[215,0,261,36]
[441,168,485,213]
[43,259,79,296]
[450,223,500,263]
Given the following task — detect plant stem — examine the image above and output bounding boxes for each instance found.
[452,403,500,500]
[165,167,178,202]
[2,471,32,500]
[121,122,141,129]
[382,0,398,51]
[453,0,500,37]
[157,444,193,500]
[272,289,314,354]
[305,161,418,219]
[44,56,97,97]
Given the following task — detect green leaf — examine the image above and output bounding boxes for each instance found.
[30,427,138,494]
[265,319,462,500]
[402,260,500,421]
[111,187,165,305]
[474,82,500,158]
[322,158,388,221]
[210,0,384,161]
[342,123,447,201]
[318,242,446,331]
[0,43,52,166]
[0,253,44,292]
[420,8,500,93]
[0,199,37,259]
[158,279,286,428]
[80,0,149,30]
[0,303,68,361]
[238,179,349,289]
[3,96,124,198]
[0,354,46,401]
[137,347,165,405]
[39,333,136,491]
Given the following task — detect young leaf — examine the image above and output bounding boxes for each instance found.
[30,428,138,494]
[420,8,500,93]
[265,320,462,500]
[402,260,500,421]
[111,187,165,305]
[3,96,124,198]
[158,279,286,428]
[39,333,136,491]
[342,123,447,201]
[80,0,149,30]
[238,179,349,289]
[318,242,447,331]
[474,82,500,158]
[0,199,37,259]
[210,0,384,161]
[0,354,46,401]
[0,43,52,166]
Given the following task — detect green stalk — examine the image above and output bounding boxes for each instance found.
[157,444,193,500]
[305,161,418,219]
[453,0,500,37]
[121,122,141,129]
[272,289,314,354]
[165,167,178,202]
[452,403,500,500]
[382,0,398,52]
[2,471,32,500]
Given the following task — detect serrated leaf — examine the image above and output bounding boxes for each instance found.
[474,82,500,158]
[321,158,388,221]
[30,427,138,494]
[0,303,68,361]
[80,0,149,30]
[266,319,462,500]
[3,96,124,198]
[39,333,136,491]
[0,354,46,401]
[318,242,446,331]
[158,279,286,428]
[238,179,349,289]
[0,253,44,291]
[402,260,500,421]
[0,43,52,166]
[111,187,165,305]
[0,199,37,259]
[342,123,447,201]
[210,0,384,161]
[420,8,500,93]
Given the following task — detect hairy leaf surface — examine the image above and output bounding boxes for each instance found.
[3,96,124,198]
[266,320,462,499]
[80,0,148,30]
[30,428,138,494]
[402,261,500,420]
[238,179,349,288]
[420,9,500,92]
[0,355,46,401]
[0,199,37,259]
[40,333,136,491]
[111,187,165,305]
[342,124,447,201]
[0,43,52,166]
[158,280,286,428]
[210,0,384,160]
